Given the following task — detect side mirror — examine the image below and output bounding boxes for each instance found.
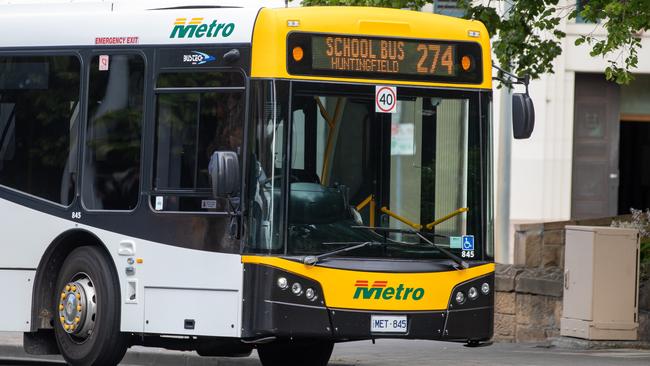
[512,93,535,139]
[209,151,240,197]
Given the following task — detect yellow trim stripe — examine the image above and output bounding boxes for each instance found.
[242,256,494,311]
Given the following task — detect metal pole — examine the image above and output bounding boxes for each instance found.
[495,1,513,264]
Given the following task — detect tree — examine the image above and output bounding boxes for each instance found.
[301,0,650,84]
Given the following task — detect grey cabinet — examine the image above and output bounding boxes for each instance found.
[561,226,639,340]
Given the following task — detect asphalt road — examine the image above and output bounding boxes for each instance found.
[2,335,650,366]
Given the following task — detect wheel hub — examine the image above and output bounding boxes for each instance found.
[58,276,96,339]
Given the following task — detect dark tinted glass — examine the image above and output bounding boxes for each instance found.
[157,71,244,88]
[0,56,80,205]
[153,88,244,212]
[83,55,145,210]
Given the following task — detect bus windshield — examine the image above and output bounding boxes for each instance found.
[246,81,488,261]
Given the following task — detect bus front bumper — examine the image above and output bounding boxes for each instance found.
[242,264,494,343]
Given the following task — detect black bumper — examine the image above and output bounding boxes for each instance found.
[242,264,494,342]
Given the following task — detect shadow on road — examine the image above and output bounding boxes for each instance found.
[0,358,65,366]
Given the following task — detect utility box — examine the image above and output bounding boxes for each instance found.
[561,226,640,340]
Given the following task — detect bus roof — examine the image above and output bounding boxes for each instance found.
[0,1,285,47]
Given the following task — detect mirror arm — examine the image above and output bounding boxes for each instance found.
[492,62,530,95]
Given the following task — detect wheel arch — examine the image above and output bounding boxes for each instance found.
[29,229,115,332]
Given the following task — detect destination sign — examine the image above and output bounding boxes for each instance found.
[313,36,456,76]
[287,33,483,84]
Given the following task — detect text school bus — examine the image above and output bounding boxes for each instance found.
[0,1,534,365]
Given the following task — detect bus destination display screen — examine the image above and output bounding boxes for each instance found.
[287,33,483,84]
[313,36,456,76]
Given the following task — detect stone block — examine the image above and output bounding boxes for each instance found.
[543,229,565,246]
[553,299,563,328]
[542,245,564,268]
[514,222,543,232]
[545,327,561,339]
[494,313,516,337]
[639,279,650,312]
[639,311,650,342]
[514,230,542,267]
[543,220,576,230]
[516,324,548,342]
[495,291,516,315]
[515,294,555,326]
[495,264,523,292]
[515,267,564,297]
[493,335,515,343]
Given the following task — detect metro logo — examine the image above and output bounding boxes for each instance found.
[353,280,425,301]
[170,17,235,39]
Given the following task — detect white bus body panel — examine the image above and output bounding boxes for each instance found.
[0,270,34,331]
[0,7,260,47]
[0,198,244,337]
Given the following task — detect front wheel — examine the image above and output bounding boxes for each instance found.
[257,340,334,366]
[53,246,129,366]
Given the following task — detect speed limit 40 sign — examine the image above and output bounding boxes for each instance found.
[376,86,397,114]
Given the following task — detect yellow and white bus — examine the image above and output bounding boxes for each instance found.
[0,1,533,365]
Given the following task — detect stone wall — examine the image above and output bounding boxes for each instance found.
[494,215,650,344]
[493,264,563,342]
[513,216,627,269]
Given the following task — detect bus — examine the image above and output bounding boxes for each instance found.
[0,1,533,365]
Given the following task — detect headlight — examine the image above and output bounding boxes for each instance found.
[481,282,490,295]
[305,288,317,301]
[455,291,466,304]
[291,282,303,296]
[468,287,478,300]
[277,277,288,290]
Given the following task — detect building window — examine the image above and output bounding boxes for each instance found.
[434,0,465,18]
[576,1,594,23]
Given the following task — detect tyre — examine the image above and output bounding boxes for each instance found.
[53,246,129,366]
[257,340,334,366]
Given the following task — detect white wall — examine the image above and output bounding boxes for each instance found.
[499,1,650,261]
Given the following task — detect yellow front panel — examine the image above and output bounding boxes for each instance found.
[251,6,492,89]
[243,256,494,311]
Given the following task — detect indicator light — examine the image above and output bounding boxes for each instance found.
[292,46,304,62]
[291,282,303,296]
[305,288,317,301]
[277,277,288,290]
[455,291,466,304]
[468,287,479,300]
[287,20,300,27]
[461,55,472,71]
[481,282,490,295]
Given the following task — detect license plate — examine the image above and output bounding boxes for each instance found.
[370,315,408,333]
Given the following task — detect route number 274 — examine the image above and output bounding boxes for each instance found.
[416,44,454,75]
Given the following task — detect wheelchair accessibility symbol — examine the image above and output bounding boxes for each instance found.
[462,235,475,251]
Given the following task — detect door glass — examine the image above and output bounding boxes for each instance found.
[152,71,244,212]
[83,54,145,210]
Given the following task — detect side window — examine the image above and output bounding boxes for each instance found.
[0,55,81,205]
[153,71,244,212]
[83,54,145,210]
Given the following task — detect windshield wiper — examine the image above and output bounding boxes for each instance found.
[350,226,448,239]
[302,241,382,265]
[351,226,469,270]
